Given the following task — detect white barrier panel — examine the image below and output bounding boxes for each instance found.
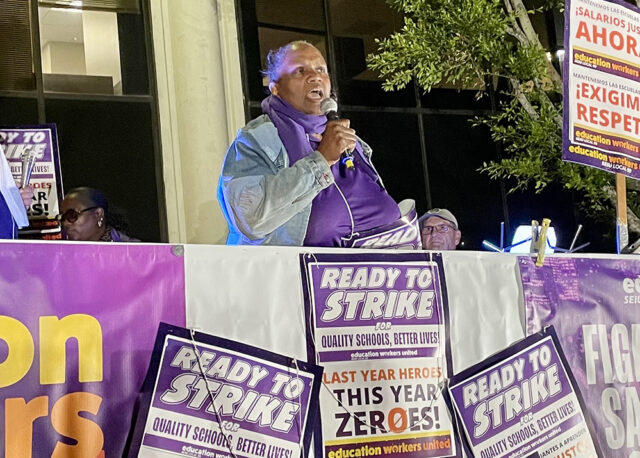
[184,246,525,374]
[440,251,525,373]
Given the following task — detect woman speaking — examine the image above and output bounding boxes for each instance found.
[218,41,419,248]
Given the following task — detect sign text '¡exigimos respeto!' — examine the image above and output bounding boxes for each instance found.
[1,314,104,457]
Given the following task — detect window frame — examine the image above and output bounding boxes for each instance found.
[0,0,168,241]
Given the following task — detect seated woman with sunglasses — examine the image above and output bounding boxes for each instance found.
[58,187,138,242]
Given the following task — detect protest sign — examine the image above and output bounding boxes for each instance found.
[0,242,185,457]
[0,125,63,238]
[128,323,322,458]
[563,0,640,178]
[449,327,600,458]
[521,256,640,457]
[301,253,456,458]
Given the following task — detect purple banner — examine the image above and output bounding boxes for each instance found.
[301,253,457,458]
[0,242,185,457]
[520,256,640,457]
[563,0,640,179]
[129,324,322,458]
[449,329,600,457]
[0,125,64,238]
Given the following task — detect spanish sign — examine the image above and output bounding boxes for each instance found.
[128,323,322,458]
[301,253,457,458]
[563,0,640,178]
[448,328,601,458]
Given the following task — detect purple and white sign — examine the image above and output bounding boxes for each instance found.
[303,255,445,363]
[301,253,456,458]
[0,125,63,238]
[0,242,185,457]
[128,323,322,458]
[521,256,640,457]
[563,0,640,178]
[448,328,600,458]
[346,201,421,250]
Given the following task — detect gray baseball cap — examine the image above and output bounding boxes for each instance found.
[419,208,459,230]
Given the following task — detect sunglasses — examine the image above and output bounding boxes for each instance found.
[56,206,98,224]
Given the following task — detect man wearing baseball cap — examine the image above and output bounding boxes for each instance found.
[419,208,461,250]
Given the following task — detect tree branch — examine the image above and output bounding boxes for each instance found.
[505,0,563,87]
[506,25,528,45]
[511,79,539,119]
[509,0,541,44]
[503,0,514,15]
[504,0,527,43]
[533,84,564,129]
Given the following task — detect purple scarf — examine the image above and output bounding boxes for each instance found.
[261,95,364,163]
[262,95,399,247]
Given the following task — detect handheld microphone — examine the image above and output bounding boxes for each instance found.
[320,98,355,170]
[20,150,38,188]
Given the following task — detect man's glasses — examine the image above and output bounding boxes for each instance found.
[422,224,455,234]
[56,206,98,224]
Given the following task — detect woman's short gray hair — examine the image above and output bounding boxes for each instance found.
[262,40,314,84]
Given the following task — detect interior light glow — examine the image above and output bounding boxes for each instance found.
[509,225,557,254]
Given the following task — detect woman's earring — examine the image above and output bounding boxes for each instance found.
[98,218,103,228]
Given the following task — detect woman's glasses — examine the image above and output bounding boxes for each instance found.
[56,206,98,224]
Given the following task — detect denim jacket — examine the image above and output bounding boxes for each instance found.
[217,115,380,246]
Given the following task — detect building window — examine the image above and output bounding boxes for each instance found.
[38,1,149,95]
[0,0,35,91]
[0,0,165,242]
